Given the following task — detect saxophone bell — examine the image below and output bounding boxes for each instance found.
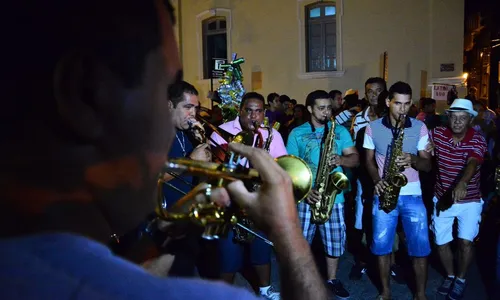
[390,173,408,187]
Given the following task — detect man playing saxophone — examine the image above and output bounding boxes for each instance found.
[363,82,432,300]
[287,90,359,299]
[210,92,286,299]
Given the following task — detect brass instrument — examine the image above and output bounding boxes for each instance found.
[379,115,408,213]
[310,118,349,224]
[233,117,281,243]
[156,155,312,243]
[262,117,281,151]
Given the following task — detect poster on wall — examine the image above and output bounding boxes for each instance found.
[432,84,452,101]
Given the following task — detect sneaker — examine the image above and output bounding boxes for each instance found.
[390,264,405,284]
[327,279,350,299]
[447,279,466,300]
[261,286,280,300]
[437,276,455,295]
[349,264,367,280]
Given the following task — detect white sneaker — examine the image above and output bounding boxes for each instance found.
[261,287,280,300]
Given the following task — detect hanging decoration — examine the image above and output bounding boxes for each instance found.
[217,53,246,121]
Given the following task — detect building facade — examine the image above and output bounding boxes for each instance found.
[172,0,464,108]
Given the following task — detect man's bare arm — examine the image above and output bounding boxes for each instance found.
[365,149,381,183]
[272,224,327,300]
[458,157,479,186]
[410,150,432,172]
[340,146,359,168]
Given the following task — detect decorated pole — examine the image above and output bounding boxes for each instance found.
[217,53,246,121]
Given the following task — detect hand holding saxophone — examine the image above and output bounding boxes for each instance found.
[374,179,390,196]
[395,152,412,169]
[305,189,321,204]
[224,143,299,238]
[327,154,342,168]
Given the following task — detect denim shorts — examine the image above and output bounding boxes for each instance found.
[371,195,431,257]
[218,228,272,273]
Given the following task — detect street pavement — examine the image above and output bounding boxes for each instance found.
[234,244,490,300]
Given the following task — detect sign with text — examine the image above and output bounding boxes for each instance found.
[440,63,455,72]
[432,84,452,101]
[212,58,227,79]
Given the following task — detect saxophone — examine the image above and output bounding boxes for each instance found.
[233,117,281,244]
[379,115,408,213]
[310,118,349,224]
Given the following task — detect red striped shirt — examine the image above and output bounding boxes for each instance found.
[430,127,486,203]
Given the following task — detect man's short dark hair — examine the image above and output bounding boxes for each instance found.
[305,90,330,108]
[240,92,265,109]
[388,81,412,100]
[329,90,342,98]
[167,81,198,107]
[291,99,297,105]
[365,77,387,91]
[279,95,291,104]
[267,93,279,105]
[422,98,436,107]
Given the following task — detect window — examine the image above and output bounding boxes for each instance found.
[202,17,228,79]
[306,3,337,72]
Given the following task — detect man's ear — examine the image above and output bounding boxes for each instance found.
[307,106,313,114]
[385,98,390,108]
[167,100,174,110]
[53,52,104,142]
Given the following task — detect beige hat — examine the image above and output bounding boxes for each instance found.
[344,89,358,97]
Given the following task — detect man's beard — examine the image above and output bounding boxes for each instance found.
[317,116,328,124]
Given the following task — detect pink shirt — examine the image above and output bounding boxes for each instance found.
[210,117,287,166]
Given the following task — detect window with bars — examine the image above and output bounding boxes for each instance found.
[202,17,228,79]
[306,3,337,72]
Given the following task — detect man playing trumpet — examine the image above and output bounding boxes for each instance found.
[164,81,211,207]
[160,81,212,277]
[210,92,286,299]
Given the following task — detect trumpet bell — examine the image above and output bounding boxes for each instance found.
[232,131,255,145]
[275,155,312,201]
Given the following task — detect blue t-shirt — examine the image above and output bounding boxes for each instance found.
[286,121,354,203]
[0,233,259,300]
[163,130,194,208]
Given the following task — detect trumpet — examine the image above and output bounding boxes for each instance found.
[156,155,312,244]
[188,114,254,163]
